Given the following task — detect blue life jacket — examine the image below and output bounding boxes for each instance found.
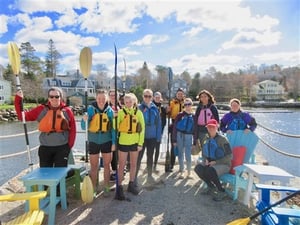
[176,114,194,134]
[228,113,247,131]
[202,137,225,160]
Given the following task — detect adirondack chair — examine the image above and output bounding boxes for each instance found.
[219,130,259,200]
[256,184,300,225]
[0,191,47,225]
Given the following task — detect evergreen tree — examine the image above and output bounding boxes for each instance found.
[20,42,41,80]
[45,39,61,78]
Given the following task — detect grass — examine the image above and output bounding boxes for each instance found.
[0,103,37,110]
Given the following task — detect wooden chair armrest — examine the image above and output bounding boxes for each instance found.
[0,191,47,211]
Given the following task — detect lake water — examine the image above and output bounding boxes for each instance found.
[0,110,299,186]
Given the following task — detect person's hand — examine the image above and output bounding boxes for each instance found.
[111,144,116,152]
[208,161,216,167]
[16,90,23,98]
[226,130,233,134]
[137,145,143,151]
[173,143,177,147]
[82,113,88,122]
[113,111,118,118]
[244,128,250,133]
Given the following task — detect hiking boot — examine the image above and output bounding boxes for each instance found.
[213,190,227,201]
[127,181,139,195]
[200,186,215,195]
[178,172,184,179]
[115,185,125,200]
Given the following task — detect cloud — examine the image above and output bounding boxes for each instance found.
[254,51,300,65]
[130,34,169,46]
[0,15,8,35]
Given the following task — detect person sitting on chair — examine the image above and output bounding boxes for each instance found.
[194,119,232,201]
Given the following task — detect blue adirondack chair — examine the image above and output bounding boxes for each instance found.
[220,130,259,200]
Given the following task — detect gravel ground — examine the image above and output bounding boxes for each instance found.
[0,162,260,225]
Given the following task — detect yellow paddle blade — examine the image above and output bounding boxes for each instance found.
[7,42,21,75]
[81,175,94,203]
[79,47,92,79]
[226,217,250,225]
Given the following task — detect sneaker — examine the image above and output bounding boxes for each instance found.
[110,173,116,182]
[153,165,159,174]
[127,181,139,195]
[146,175,155,184]
[103,186,110,197]
[115,185,125,200]
[178,172,184,179]
[213,191,227,201]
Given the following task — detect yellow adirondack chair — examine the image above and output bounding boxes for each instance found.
[0,191,47,225]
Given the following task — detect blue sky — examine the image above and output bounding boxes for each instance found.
[0,0,299,77]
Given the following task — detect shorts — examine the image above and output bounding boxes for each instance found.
[88,141,112,155]
[118,143,138,152]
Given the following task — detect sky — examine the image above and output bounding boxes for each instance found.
[0,0,299,78]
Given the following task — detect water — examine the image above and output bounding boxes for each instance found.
[0,111,299,186]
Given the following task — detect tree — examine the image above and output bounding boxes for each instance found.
[135,62,152,89]
[20,42,42,79]
[45,39,61,78]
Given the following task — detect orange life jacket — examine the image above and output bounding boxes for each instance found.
[38,106,70,133]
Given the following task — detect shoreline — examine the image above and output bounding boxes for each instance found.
[1,153,299,225]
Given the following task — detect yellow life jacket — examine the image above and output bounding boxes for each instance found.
[38,106,70,133]
[119,108,142,133]
[89,108,111,133]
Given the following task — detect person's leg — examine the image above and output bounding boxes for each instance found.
[53,144,70,167]
[128,150,140,195]
[38,145,54,167]
[135,143,146,181]
[176,133,184,173]
[146,138,156,178]
[102,152,112,189]
[153,141,160,171]
[110,150,118,180]
[185,134,193,175]
[117,151,127,186]
[205,166,224,192]
[194,164,214,188]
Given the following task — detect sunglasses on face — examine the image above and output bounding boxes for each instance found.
[184,103,192,106]
[144,95,152,98]
[49,95,60,99]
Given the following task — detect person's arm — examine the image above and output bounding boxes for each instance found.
[66,108,76,148]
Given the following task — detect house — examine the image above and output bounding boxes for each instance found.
[251,80,286,101]
[0,79,12,104]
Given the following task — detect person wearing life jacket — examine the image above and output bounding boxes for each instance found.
[194,119,232,201]
[14,87,76,168]
[172,98,195,179]
[220,98,257,134]
[115,93,145,200]
[167,88,185,172]
[81,89,116,195]
[194,90,219,148]
[135,89,162,185]
[153,91,167,173]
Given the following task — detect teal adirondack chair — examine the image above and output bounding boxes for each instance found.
[220,130,259,200]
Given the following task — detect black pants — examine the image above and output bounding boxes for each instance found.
[38,144,70,167]
[194,164,224,191]
[136,138,156,179]
[111,150,118,171]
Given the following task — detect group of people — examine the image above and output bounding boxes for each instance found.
[14,86,257,202]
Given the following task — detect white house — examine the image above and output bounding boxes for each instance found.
[0,79,12,104]
[252,80,285,101]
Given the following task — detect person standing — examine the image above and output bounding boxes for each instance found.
[115,93,145,200]
[136,89,162,184]
[172,98,195,179]
[194,119,232,201]
[220,98,257,134]
[194,90,219,148]
[167,88,185,172]
[14,87,76,168]
[81,90,116,195]
[153,91,167,173]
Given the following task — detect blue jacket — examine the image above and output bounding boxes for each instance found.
[139,102,162,141]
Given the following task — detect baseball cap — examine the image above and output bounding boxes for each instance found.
[206,119,218,127]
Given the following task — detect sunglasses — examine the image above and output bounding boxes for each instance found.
[143,95,152,98]
[49,95,60,99]
[184,103,192,106]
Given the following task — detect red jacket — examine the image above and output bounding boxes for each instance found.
[14,95,76,148]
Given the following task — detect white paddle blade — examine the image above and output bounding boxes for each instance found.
[81,175,94,203]
[79,47,92,78]
[8,42,21,75]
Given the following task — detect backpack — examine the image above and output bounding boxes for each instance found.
[89,107,111,133]
[119,107,142,133]
[176,113,194,134]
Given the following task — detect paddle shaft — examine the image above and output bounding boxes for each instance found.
[250,190,300,220]
[114,44,119,190]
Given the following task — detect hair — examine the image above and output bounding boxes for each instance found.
[143,89,153,96]
[229,98,241,106]
[48,87,63,98]
[184,97,193,105]
[197,89,215,104]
